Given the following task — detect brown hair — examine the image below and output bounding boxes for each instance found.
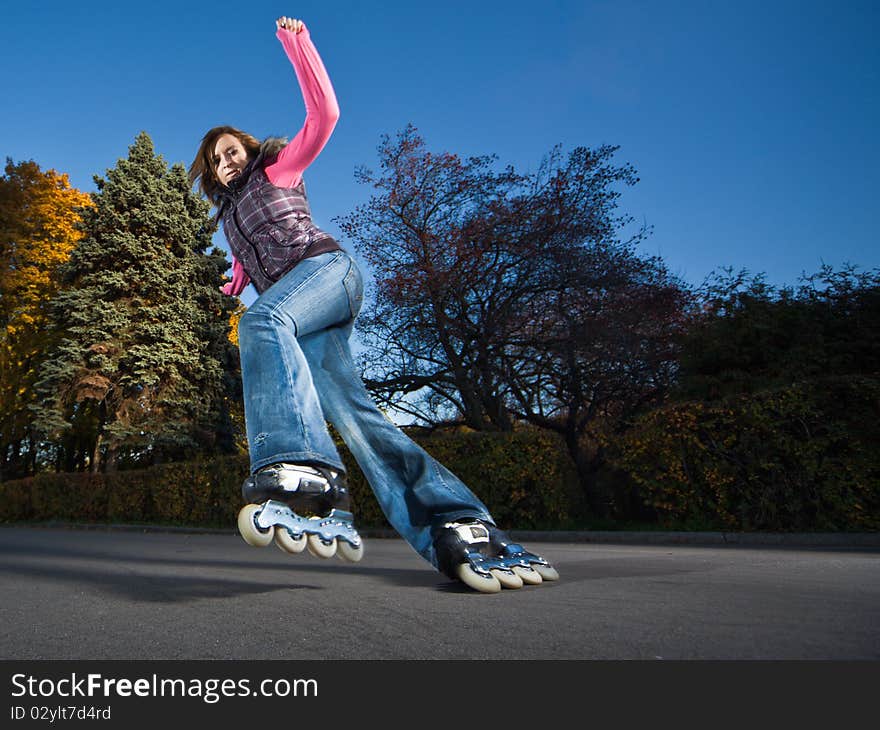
[189,126,262,205]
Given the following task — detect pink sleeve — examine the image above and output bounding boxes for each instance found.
[221,255,251,296]
[264,25,340,188]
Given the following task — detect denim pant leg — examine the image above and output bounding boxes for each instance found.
[237,251,355,475]
[299,320,495,569]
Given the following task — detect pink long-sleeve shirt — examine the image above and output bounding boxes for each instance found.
[221,25,340,296]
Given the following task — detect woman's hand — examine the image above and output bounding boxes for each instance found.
[276,16,305,33]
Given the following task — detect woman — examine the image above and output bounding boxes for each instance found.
[189,16,558,593]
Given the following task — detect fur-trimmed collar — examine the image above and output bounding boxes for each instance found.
[260,136,288,162]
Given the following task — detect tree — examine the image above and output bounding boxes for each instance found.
[500,241,691,514]
[31,132,240,472]
[338,124,525,430]
[611,264,880,530]
[675,264,880,402]
[0,159,93,479]
[338,126,691,513]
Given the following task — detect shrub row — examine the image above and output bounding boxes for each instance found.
[0,429,579,531]
[3,378,877,532]
[606,375,880,531]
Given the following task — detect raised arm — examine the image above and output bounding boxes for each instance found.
[264,17,340,188]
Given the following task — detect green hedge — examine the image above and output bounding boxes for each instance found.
[5,383,876,533]
[0,428,579,530]
[0,459,241,528]
[606,375,880,531]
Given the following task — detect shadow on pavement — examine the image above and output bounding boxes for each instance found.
[0,536,442,599]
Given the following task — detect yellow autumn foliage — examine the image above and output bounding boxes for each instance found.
[1,162,92,329]
[0,160,93,465]
[227,301,246,347]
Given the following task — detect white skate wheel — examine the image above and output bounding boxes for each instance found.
[337,540,364,563]
[237,504,274,547]
[512,565,543,585]
[307,533,337,559]
[455,564,501,593]
[275,527,307,554]
[491,568,523,589]
[533,564,559,581]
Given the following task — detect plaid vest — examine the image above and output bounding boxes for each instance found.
[217,157,340,294]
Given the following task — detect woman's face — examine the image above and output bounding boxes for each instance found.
[213,133,251,186]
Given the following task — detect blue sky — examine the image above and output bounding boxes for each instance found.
[3,0,878,308]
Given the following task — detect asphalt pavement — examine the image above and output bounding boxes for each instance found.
[1,524,878,660]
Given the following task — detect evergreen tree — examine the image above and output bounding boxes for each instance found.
[31,132,240,472]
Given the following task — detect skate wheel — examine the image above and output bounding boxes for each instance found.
[491,568,523,589]
[512,565,543,585]
[456,564,501,594]
[307,533,337,559]
[237,504,274,547]
[533,563,559,581]
[275,527,307,554]
[337,540,364,563]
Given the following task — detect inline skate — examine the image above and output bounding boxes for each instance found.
[431,518,559,593]
[236,463,363,562]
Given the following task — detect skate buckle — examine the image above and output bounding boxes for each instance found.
[443,521,490,545]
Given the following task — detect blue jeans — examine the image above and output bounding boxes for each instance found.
[237,250,494,567]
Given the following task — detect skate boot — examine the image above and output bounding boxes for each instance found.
[236,463,363,562]
[431,518,559,593]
